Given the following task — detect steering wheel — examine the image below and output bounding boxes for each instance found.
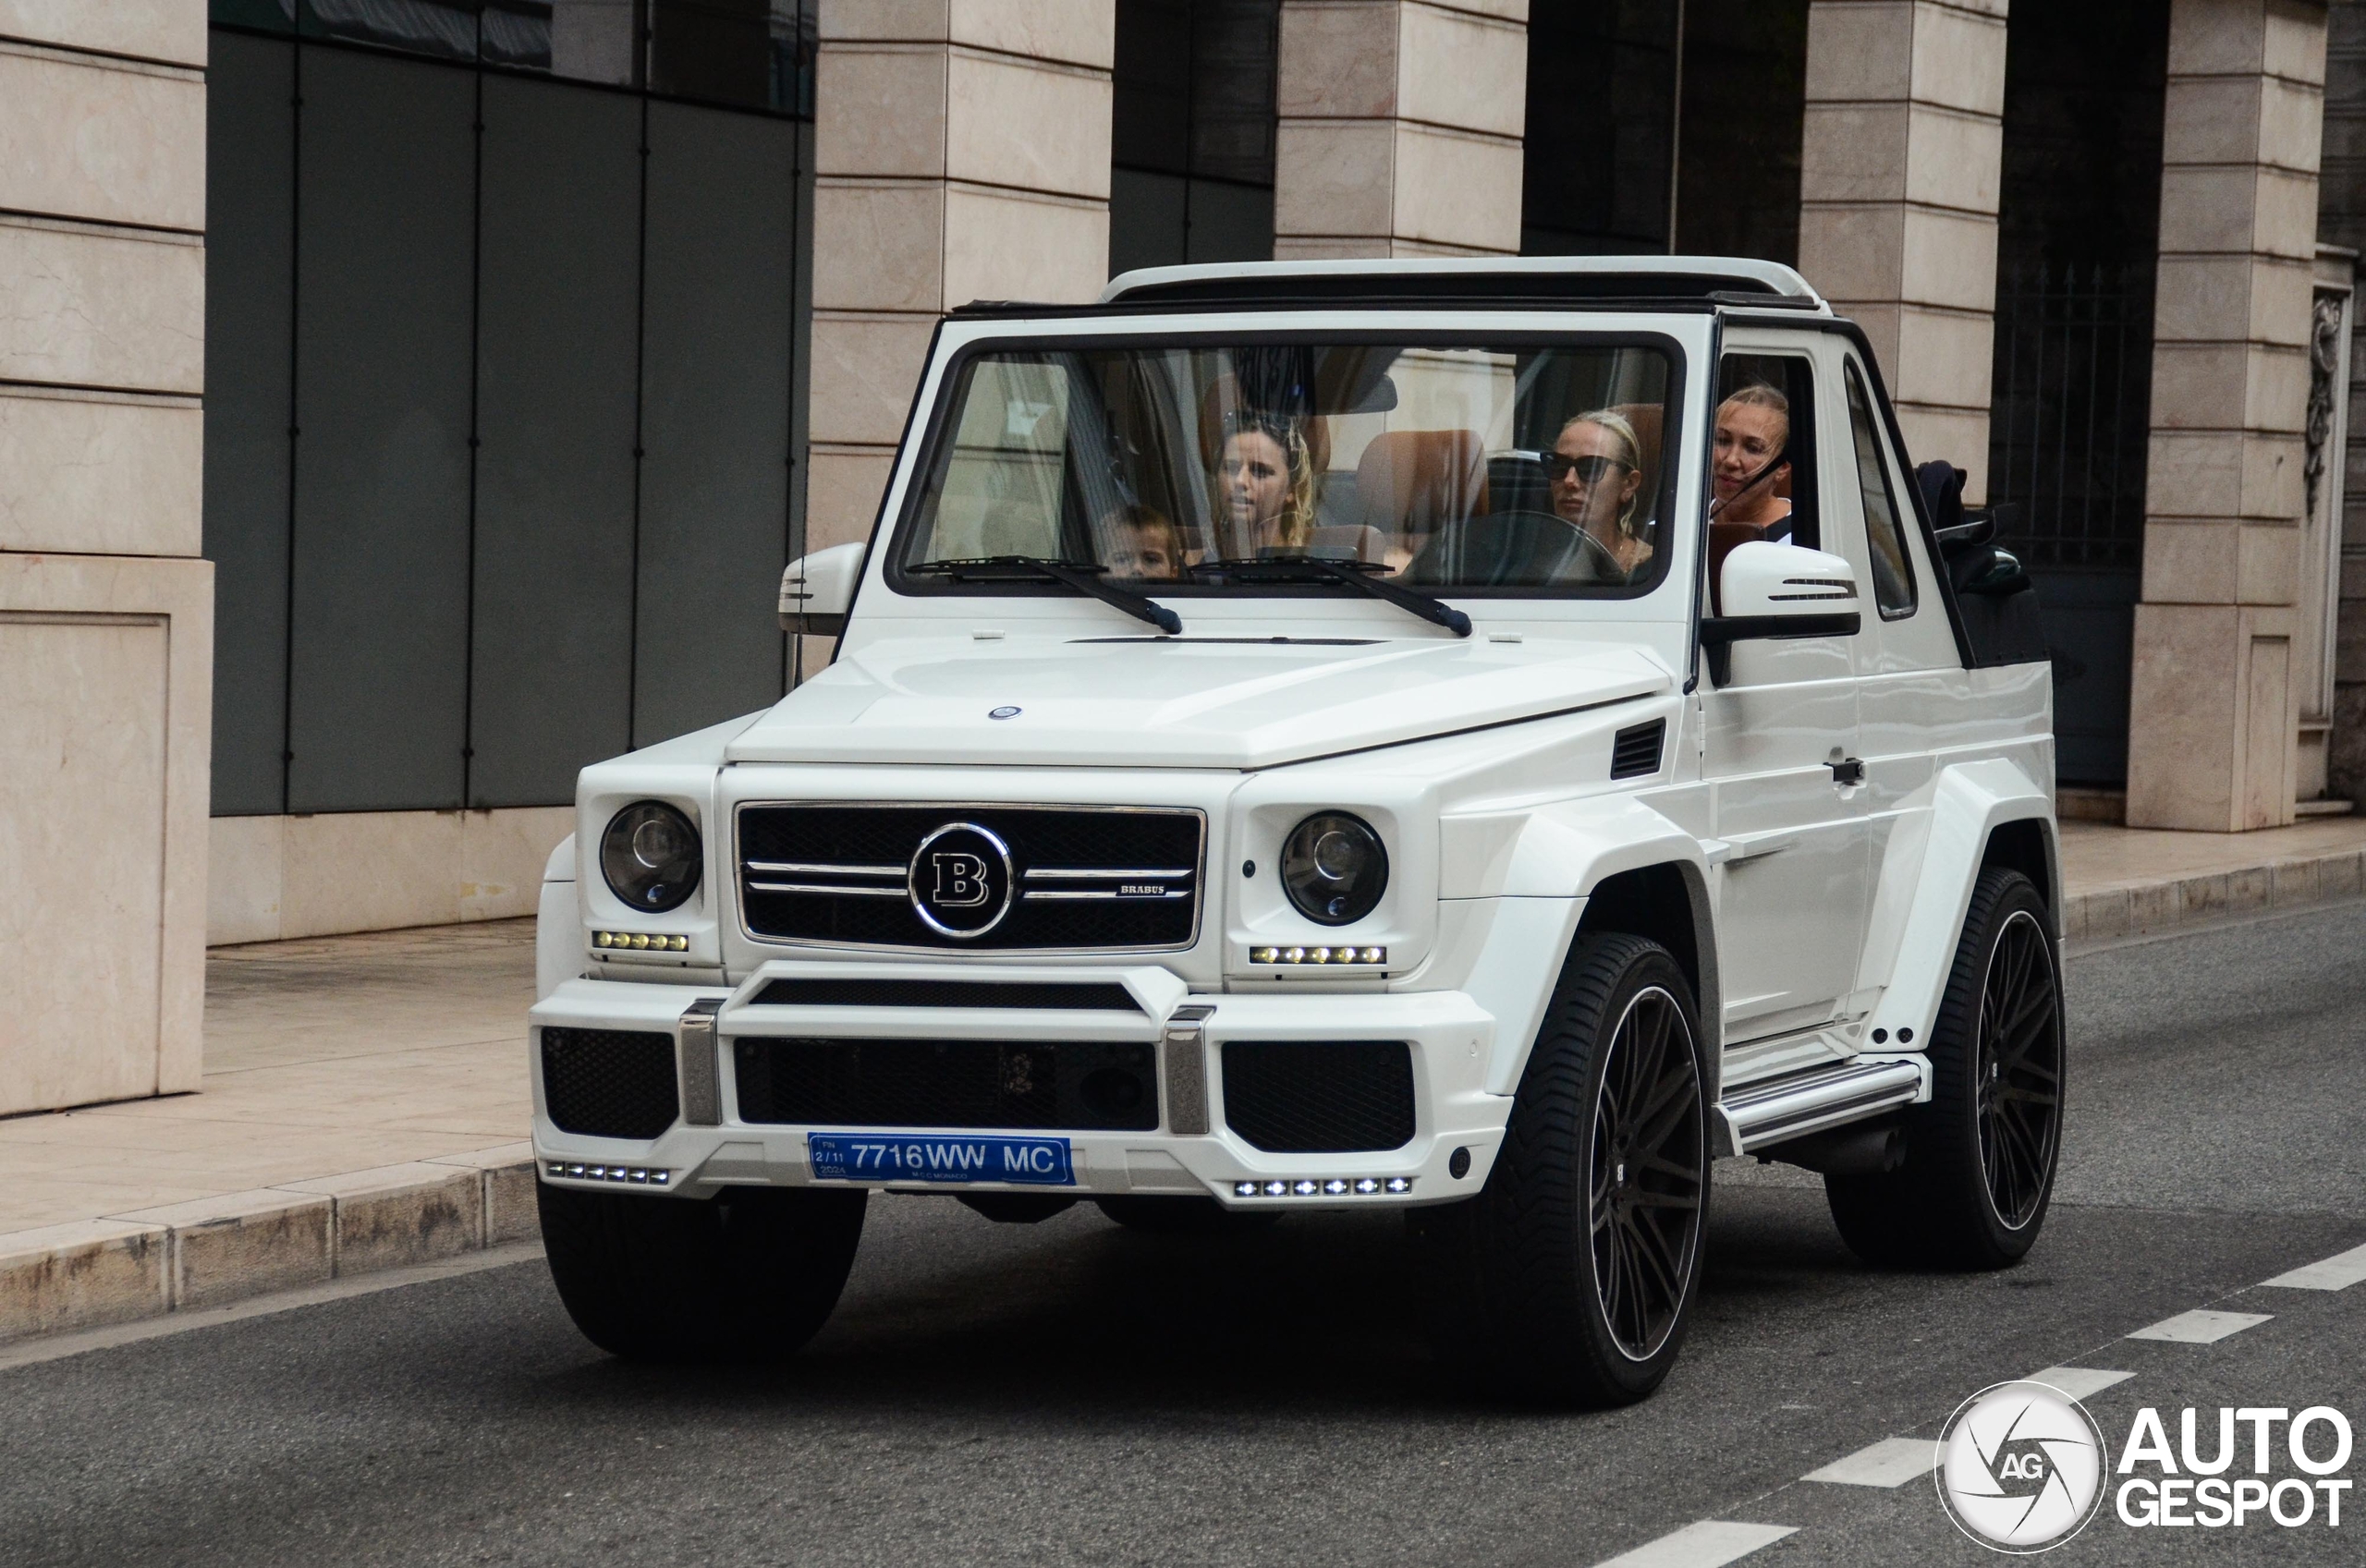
[1407,508,1629,587]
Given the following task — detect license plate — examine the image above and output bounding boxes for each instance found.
[805,1133,1073,1186]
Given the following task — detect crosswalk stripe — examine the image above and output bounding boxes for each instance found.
[2260,1241,2366,1291]
[2127,1308,2273,1343]
[1589,1521,1799,1568]
[1802,1437,1939,1488]
[2026,1367,2135,1401]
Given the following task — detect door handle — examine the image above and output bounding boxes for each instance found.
[1829,757,1866,787]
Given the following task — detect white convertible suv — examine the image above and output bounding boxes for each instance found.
[529,257,2061,1405]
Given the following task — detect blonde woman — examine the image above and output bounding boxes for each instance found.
[1711,385,1792,537]
[1215,410,1318,557]
[1550,408,1652,577]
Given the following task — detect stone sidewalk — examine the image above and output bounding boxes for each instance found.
[6,813,2366,1343]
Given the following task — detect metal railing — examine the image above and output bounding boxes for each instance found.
[1987,262,2155,570]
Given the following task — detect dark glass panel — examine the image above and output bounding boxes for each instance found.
[213,0,297,31]
[648,0,810,110]
[203,30,298,815]
[468,75,641,807]
[1524,0,1679,256]
[1672,0,1809,264]
[287,48,476,811]
[634,100,797,745]
[1188,0,1277,187]
[1110,0,1276,273]
[1114,0,1191,176]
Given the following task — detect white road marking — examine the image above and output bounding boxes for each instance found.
[1590,1521,1798,1568]
[0,1243,545,1374]
[2260,1240,2366,1291]
[1802,1437,1939,1488]
[2127,1309,2274,1344]
[2027,1367,2136,1401]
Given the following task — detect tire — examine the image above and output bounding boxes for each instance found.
[1410,933,1711,1406]
[1094,1196,1279,1234]
[1826,867,2064,1270]
[538,1181,867,1362]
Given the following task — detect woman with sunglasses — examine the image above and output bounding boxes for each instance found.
[1548,409,1651,578]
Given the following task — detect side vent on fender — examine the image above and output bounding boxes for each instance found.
[1610,719,1666,781]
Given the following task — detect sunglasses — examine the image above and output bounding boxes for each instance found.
[1544,454,1629,484]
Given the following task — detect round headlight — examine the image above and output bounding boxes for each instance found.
[601,801,701,913]
[1280,812,1387,926]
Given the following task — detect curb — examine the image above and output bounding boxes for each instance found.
[2065,845,2366,944]
[0,1144,539,1345]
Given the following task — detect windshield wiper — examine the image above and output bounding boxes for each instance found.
[909,556,1181,635]
[1187,556,1472,638]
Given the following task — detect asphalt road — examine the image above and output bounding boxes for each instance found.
[7,903,2366,1568]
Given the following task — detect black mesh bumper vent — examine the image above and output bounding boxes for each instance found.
[542,1027,679,1140]
[1220,1040,1417,1153]
[735,1038,1159,1132]
[1610,718,1666,780]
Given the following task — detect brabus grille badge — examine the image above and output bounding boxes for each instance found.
[738,805,1204,952]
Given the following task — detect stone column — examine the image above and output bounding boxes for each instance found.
[2127,0,2327,832]
[1797,0,2007,500]
[802,1,1116,559]
[2323,0,2366,806]
[0,3,212,1112]
[1272,0,1527,259]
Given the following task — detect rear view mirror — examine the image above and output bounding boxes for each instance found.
[779,542,863,637]
[1699,541,1863,685]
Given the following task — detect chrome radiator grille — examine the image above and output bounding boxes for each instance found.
[737,804,1205,952]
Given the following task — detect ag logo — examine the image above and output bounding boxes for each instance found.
[1937,1380,2110,1553]
[908,822,1014,939]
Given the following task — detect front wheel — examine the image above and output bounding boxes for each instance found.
[539,1182,867,1361]
[1826,867,2064,1269]
[1411,933,1711,1405]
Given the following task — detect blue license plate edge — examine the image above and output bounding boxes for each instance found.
[805,1132,1074,1185]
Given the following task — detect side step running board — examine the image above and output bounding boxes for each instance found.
[1716,1057,1928,1156]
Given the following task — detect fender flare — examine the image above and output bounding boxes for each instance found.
[1864,759,2055,1048]
[536,833,580,1003]
[1464,796,1720,1096]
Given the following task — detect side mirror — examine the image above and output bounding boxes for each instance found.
[778,542,863,637]
[1699,541,1863,686]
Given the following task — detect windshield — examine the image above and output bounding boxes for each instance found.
[896,338,1678,595]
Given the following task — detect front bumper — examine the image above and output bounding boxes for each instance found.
[528,961,1509,1208]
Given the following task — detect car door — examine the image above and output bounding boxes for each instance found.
[1698,338,1873,1042]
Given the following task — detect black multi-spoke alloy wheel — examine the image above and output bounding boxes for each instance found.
[1826,867,2064,1269]
[1411,933,1710,1405]
[539,1181,866,1361]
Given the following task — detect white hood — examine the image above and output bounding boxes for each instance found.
[726,636,1673,771]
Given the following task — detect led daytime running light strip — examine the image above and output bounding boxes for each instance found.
[595,931,689,952]
[549,1161,671,1185]
[1234,1175,1413,1197]
[1250,944,1386,966]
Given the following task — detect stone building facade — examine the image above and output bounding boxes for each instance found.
[3,0,2361,1112]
